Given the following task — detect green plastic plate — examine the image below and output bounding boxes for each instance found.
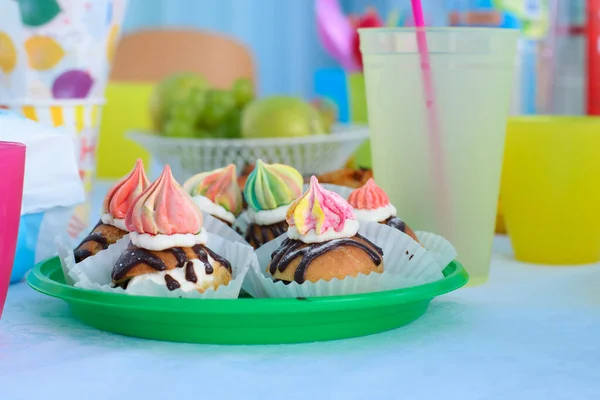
[27,257,468,344]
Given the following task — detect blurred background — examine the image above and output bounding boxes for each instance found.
[92,0,591,174]
[2,0,590,180]
[99,0,592,181]
[123,0,586,111]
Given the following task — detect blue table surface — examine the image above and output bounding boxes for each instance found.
[1,182,600,400]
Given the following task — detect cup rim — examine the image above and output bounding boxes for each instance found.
[0,141,26,152]
[509,116,600,124]
[0,98,106,107]
[358,27,519,34]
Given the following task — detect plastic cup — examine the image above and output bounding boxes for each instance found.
[360,28,519,285]
[1,100,104,238]
[501,117,600,264]
[0,142,25,319]
[0,0,128,103]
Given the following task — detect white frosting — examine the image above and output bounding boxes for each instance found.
[126,257,216,292]
[129,229,208,251]
[101,213,127,231]
[246,204,289,226]
[192,195,236,224]
[287,219,359,244]
[353,204,397,223]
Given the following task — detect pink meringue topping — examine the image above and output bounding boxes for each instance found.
[348,178,391,210]
[102,159,150,219]
[125,165,203,235]
[286,176,356,235]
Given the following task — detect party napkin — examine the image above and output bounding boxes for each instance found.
[0,109,84,214]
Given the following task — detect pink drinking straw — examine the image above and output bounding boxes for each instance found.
[410,0,448,229]
[0,142,26,320]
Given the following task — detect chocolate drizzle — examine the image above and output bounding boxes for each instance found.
[170,247,188,267]
[112,246,168,281]
[245,220,288,248]
[269,233,383,284]
[193,244,232,274]
[78,220,107,246]
[185,261,197,283]
[73,249,93,263]
[385,216,406,232]
[112,243,232,287]
[74,220,109,263]
[192,245,213,275]
[165,274,180,291]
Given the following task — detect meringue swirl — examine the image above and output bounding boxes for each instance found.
[348,178,391,210]
[286,176,357,243]
[126,165,203,235]
[348,178,397,222]
[102,159,150,220]
[243,159,304,212]
[183,164,243,215]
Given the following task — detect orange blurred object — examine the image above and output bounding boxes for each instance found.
[110,29,254,87]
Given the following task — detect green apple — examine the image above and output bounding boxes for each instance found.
[241,96,325,139]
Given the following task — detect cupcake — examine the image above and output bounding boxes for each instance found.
[348,178,419,242]
[242,159,304,248]
[183,164,243,227]
[267,176,383,284]
[74,159,149,263]
[112,166,232,293]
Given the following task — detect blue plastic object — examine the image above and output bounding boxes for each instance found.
[314,68,349,123]
[11,212,44,283]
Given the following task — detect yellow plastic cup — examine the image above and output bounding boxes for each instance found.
[501,116,600,264]
[96,82,152,179]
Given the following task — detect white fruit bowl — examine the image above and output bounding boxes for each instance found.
[127,124,369,181]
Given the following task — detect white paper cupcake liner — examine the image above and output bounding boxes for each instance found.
[56,236,77,286]
[415,230,458,269]
[203,213,249,245]
[245,221,445,298]
[232,211,252,240]
[62,232,256,299]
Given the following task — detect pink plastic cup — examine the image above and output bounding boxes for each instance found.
[0,141,25,319]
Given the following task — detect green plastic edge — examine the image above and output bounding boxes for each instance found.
[26,257,469,314]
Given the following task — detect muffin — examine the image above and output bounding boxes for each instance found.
[267,176,383,284]
[73,159,149,263]
[315,167,373,188]
[183,164,243,227]
[242,159,304,248]
[348,178,419,242]
[112,165,232,293]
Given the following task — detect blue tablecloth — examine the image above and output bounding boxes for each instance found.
[1,183,599,399]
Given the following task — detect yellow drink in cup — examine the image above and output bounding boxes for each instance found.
[359,28,518,285]
[502,117,600,264]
